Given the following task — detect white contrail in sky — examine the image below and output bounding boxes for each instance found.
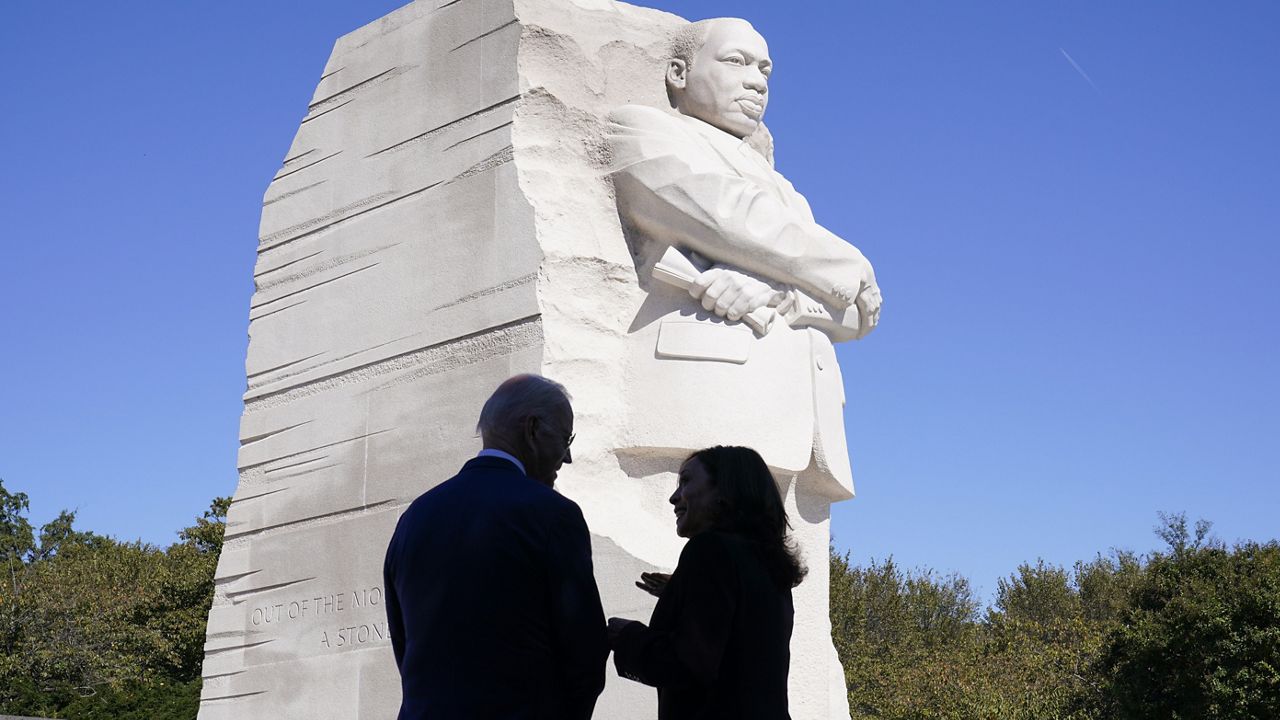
[1060,48,1100,93]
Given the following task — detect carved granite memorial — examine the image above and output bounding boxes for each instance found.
[200,1,880,718]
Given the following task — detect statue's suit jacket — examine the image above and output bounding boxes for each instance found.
[382,456,608,719]
[608,105,871,498]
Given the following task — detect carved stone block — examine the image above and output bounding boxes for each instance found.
[201,2,863,718]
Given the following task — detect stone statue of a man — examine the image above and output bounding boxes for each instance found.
[605,17,883,718]
[608,16,882,497]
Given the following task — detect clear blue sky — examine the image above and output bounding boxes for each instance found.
[2,1,1276,604]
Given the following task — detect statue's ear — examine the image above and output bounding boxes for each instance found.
[666,59,688,90]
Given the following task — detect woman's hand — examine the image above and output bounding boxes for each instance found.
[635,572,671,598]
[607,616,639,644]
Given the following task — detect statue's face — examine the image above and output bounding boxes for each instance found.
[671,20,772,138]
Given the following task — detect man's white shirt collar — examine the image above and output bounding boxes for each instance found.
[477,448,525,475]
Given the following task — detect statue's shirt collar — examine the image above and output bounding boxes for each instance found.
[676,113,795,210]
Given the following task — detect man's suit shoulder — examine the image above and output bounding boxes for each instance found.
[462,460,586,518]
[608,104,685,132]
[395,461,586,552]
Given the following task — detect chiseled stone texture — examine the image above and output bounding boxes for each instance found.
[200,1,855,718]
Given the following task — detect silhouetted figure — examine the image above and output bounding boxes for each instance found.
[608,446,806,719]
[384,374,608,720]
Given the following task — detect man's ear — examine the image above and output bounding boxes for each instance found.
[666,59,688,91]
[521,415,539,448]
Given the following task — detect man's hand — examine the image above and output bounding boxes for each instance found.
[634,572,670,598]
[607,616,639,644]
[689,266,784,322]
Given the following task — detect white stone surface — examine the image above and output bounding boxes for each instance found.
[200,2,877,718]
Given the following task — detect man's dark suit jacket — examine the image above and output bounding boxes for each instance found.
[383,456,608,720]
[612,531,794,720]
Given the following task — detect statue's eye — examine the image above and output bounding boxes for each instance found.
[724,54,746,65]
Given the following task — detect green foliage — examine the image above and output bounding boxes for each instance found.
[992,559,1078,627]
[0,479,36,593]
[2,677,201,720]
[833,551,1106,720]
[178,496,230,556]
[34,510,100,562]
[0,484,229,720]
[831,513,1280,720]
[1099,515,1280,720]
[1074,550,1142,625]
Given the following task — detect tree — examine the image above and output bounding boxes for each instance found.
[0,480,35,597]
[34,509,99,562]
[178,496,230,556]
[0,487,229,720]
[1074,549,1142,626]
[1098,514,1280,720]
[831,545,1154,720]
[982,559,1111,719]
[831,550,1002,719]
[991,559,1079,628]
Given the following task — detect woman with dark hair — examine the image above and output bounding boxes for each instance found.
[607,445,806,719]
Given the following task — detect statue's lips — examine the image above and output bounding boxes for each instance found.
[736,96,765,117]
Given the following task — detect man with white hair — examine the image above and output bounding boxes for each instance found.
[383,374,607,720]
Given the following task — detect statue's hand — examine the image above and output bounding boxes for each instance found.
[854,281,882,340]
[831,263,883,340]
[689,266,784,323]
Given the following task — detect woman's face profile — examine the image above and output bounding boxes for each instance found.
[670,458,720,538]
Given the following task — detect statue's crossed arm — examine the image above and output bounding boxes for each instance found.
[608,105,881,341]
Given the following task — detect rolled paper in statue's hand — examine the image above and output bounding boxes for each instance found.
[653,246,863,341]
[652,246,774,336]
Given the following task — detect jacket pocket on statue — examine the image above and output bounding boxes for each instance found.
[655,318,752,364]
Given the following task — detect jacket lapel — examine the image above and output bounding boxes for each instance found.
[679,115,798,211]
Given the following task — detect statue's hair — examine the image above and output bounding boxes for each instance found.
[670,18,753,68]
[476,374,571,441]
[669,19,721,67]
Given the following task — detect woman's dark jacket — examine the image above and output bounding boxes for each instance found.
[612,531,794,719]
